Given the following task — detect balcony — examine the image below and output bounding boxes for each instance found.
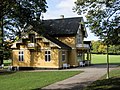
[27,43,37,49]
[76,44,90,49]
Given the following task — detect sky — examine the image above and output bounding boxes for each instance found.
[43,0,99,41]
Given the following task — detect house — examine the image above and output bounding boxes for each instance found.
[11,17,92,70]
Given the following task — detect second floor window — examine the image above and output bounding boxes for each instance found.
[45,51,51,62]
[29,34,35,43]
[19,51,24,61]
[77,35,82,44]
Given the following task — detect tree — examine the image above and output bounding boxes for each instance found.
[74,0,120,45]
[74,0,120,79]
[0,0,47,65]
[92,40,101,53]
[92,40,120,54]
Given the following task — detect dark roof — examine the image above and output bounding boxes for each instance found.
[44,35,71,50]
[42,17,83,36]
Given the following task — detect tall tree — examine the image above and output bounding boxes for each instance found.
[0,0,47,65]
[74,0,120,45]
[74,0,120,79]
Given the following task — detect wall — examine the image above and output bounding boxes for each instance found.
[12,31,85,68]
[68,49,78,67]
[12,48,31,67]
[59,50,69,68]
[58,36,76,48]
[12,36,60,68]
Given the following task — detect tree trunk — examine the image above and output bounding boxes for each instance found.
[0,17,4,65]
[106,44,109,79]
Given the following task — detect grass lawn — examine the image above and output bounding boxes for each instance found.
[84,67,120,90]
[0,71,81,90]
[91,54,120,65]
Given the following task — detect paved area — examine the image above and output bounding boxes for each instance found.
[41,64,118,90]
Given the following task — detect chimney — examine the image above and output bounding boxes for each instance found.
[60,15,64,19]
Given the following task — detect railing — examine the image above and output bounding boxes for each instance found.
[27,43,36,49]
[22,35,29,39]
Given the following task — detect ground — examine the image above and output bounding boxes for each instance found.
[42,65,118,90]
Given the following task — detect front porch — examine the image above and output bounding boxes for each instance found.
[77,49,91,67]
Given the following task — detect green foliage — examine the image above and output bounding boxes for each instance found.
[92,41,107,54]
[74,0,120,45]
[3,41,12,60]
[1,0,47,40]
[92,41,120,54]
[0,71,81,90]
[0,0,47,64]
[98,44,107,54]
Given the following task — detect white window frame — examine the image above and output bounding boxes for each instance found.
[19,51,24,61]
[62,51,66,61]
[45,50,51,62]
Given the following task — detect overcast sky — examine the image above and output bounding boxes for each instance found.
[43,0,99,41]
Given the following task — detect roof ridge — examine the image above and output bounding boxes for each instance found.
[43,17,83,21]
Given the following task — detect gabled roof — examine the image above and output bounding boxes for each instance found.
[42,17,83,36]
[12,17,85,50]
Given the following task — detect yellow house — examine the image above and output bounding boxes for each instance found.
[11,17,92,70]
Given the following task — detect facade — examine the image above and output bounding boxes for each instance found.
[11,17,92,69]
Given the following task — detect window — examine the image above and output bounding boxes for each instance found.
[77,35,82,44]
[19,51,24,61]
[62,51,66,61]
[29,34,35,43]
[77,51,82,57]
[45,51,51,62]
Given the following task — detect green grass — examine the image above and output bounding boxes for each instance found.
[91,54,120,65]
[84,67,120,90]
[0,71,81,90]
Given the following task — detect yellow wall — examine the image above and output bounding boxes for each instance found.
[58,36,76,48]
[59,50,69,68]
[12,39,60,68]
[68,49,78,67]
[32,49,59,68]
[12,49,31,67]
[58,37,79,67]
[12,33,81,68]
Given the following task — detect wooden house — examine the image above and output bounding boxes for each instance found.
[11,17,92,69]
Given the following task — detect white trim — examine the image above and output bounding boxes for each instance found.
[18,51,24,61]
[45,50,51,62]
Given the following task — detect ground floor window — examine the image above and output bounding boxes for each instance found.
[45,51,51,62]
[19,51,24,61]
[62,51,66,61]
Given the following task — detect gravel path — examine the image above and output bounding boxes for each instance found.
[41,64,118,90]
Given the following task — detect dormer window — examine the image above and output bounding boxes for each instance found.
[29,34,35,43]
